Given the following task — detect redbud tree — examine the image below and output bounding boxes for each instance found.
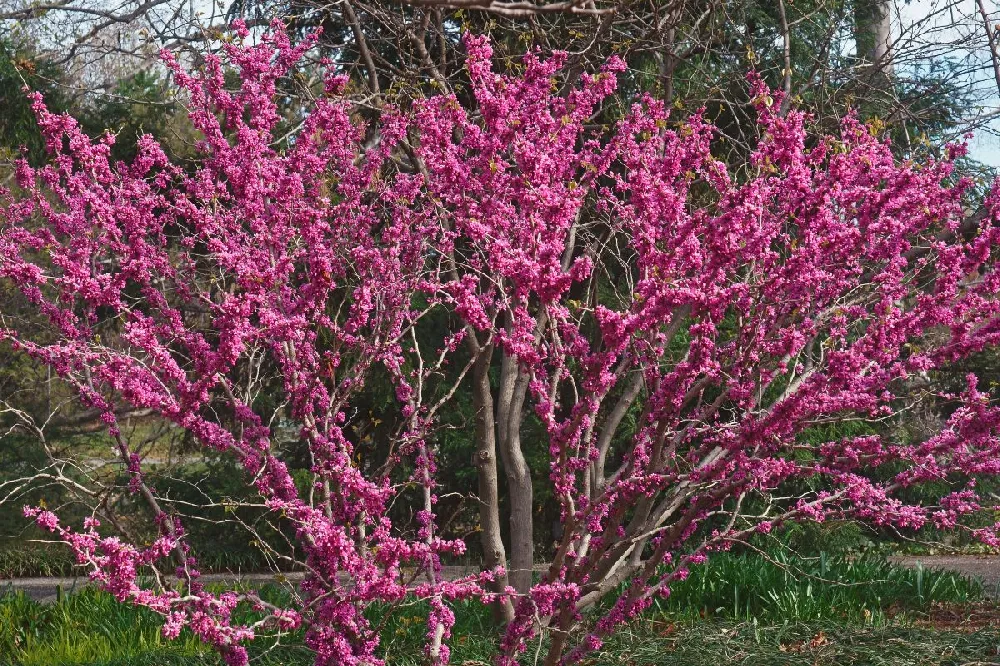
[4,21,1000,666]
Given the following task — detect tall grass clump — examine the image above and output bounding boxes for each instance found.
[648,550,982,623]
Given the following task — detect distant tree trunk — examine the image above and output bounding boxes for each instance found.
[496,348,534,596]
[854,0,893,88]
[472,343,515,623]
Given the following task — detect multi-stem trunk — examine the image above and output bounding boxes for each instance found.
[496,349,534,596]
[472,343,515,623]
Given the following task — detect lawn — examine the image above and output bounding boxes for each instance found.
[0,552,995,666]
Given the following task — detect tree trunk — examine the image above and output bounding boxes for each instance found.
[496,349,534,596]
[472,343,515,624]
[854,0,893,86]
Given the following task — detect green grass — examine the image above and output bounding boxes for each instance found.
[650,550,982,623]
[0,551,990,665]
[0,546,80,578]
[0,587,217,666]
[6,599,1000,666]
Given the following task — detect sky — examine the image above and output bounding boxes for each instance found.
[898,0,1000,167]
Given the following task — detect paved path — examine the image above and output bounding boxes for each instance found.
[1,565,499,603]
[7,556,998,603]
[889,555,1000,596]
[0,571,306,603]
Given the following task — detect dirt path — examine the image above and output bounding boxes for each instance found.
[889,555,1000,596]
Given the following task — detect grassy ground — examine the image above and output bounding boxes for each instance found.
[0,552,994,666]
[646,550,983,622]
[4,610,1000,666]
[595,620,1000,666]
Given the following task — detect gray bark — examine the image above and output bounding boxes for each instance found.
[472,344,515,623]
[854,0,894,84]
[496,348,534,596]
